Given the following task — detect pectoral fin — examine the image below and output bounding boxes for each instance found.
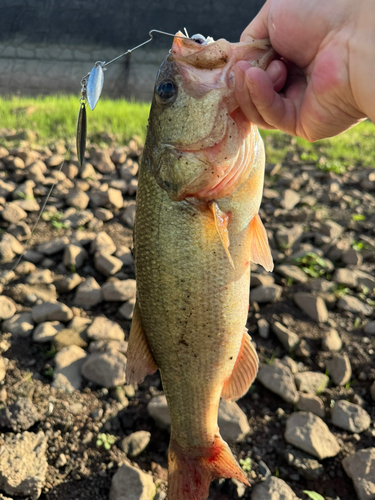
[221,331,259,401]
[126,302,158,384]
[209,202,235,269]
[249,213,274,272]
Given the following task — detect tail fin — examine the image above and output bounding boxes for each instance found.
[168,434,249,500]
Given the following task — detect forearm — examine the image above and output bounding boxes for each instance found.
[350,0,375,122]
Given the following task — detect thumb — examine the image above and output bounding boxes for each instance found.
[240,1,271,41]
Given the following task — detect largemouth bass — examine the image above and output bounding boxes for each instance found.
[126,32,274,500]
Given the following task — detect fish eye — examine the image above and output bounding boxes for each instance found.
[156,80,177,102]
[191,34,207,45]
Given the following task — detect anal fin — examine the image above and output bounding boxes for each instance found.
[209,201,235,269]
[249,213,274,272]
[125,302,158,385]
[221,331,259,401]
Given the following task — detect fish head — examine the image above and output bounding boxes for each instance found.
[146,32,274,201]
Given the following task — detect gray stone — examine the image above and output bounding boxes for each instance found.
[280,189,300,210]
[115,246,134,266]
[33,321,64,342]
[364,321,375,335]
[53,328,87,350]
[74,277,103,307]
[342,448,375,500]
[276,225,303,249]
[147,395,171,429]
[0,296,16,320]
[0,397,41,431]
[217,399,250,443]
[89,340,128,355]
[94,252,123,276]
[0,431,48,499]
[32,301,73,323]
[251,476,300,500]
[296,393,325,418]
[8,283,57,303]
[102,279,136,302]
[251,273,275,287]
[26,269,53,285]
[1,233,23,255]
[52,345,87,393]
[90,150,115,174]
[251,285,282,304]
[109,463,155,500]
[370,381,375,401]
[341,248,362,266]
[333,268,358,288]
[87,317,125,342]
[321,220,344,239]
[275,265,308,284]
[321,328,342,351]
[257,318,269,339]
[120,431,151,457]
[68,316,92,334]
[95,208,114,221]
[284,412,340,459]
[257,362,298,404]
[279,356,298,374]
[331,400,371,433]
[63,244,87,269]
[81,351,127,388]
[326,353,351,386]
[90,231,116,255]
[54,273,82,293]
[294,372,329,395]
[2,312,34,337]
[271,322,299,351]
[337,296,373,316]
[0,202,27,223]
[119,298,136,320]
[66,189,89,210]
[121,202,136,228]
[0,357,6,382]
[284,449,324,480]
[355,270,375,290]
[294,293,328,322]
[37,237,69,255]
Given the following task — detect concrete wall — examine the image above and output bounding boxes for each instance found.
[0,0,265,101]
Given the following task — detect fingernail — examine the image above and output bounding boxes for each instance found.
[234,65,245,91]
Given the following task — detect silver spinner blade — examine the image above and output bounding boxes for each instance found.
[87,62,105,110]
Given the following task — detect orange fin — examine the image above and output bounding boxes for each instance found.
[168,434,249,500]
[249,213,274,272]
[221,331,259,401]
[125,302,158,385]
[209,201,235,269]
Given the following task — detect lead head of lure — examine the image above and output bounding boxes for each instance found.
[87,61,106,110]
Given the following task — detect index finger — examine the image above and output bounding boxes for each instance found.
[240,1,271,41]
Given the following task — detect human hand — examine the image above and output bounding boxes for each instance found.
[234,0,372,141]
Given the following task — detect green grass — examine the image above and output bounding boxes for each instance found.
[0,95,150,144]
[0,96,374,172]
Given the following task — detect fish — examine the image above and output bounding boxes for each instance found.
[125,32,275,500]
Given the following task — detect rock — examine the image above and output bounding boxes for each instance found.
[94,252,123,276]
[321,328,342,351]
[0,202,27,223]
[115,246,134,266]
[321,220,344,239]
[46,154,65,167]
[0,239,15,263]
[276,225,303,249]
[119,298,136,320]
[251,285,282,304]
[0,397,41,431]
[294,372,329,394]
[326,353,351,386]
[15,199,40,212]
[90,231,116,255]
[8,222,31,242]
[280,189,300,210]
[102,279,136,302]
[26,269,53,285]
[2,312,34,337]
[257,362,298,404]
[37,237,69,255]
[120,431,151,457]
[218,399,250,442]
[121,202,136,228]
[293,292,328,322]
[370,381,375,401]
[284,412,340,459]
[52,345,87,393]
[54,273,82,293]
[341,248,363,266]
[279,356,298,374]
[68,316,92,334]
[0,296,16,320]
[284,449,324,480]
[66,189,89,210]
[331,400,371,433]
[364,321,375,335]
[53,328,88,350]
[90,150,115,174]
[296,393,325,418]
[33,321,64,342]
[250,273,275,287]
[147,395,171,429]
[106,188,123,209]
[275,265,308,284]
[333,268,358,288]
[81,351,127,388]
[87,317,125,342]
[1,233,23,255]
[0,431,48,499]
[63,244,87,269]
[74,277,103,307]
[257,318,270,339]
[89,340,128,355]
[337,296,373,316]
[8,283,57,303]
[32,301,73,323]
[0,357,6,382]
[251,476,300,500]
[355,270,375,290]
[95,207,114,221]
[109,463,155,500]
[342,448,375,500]
[271,322,300,350]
